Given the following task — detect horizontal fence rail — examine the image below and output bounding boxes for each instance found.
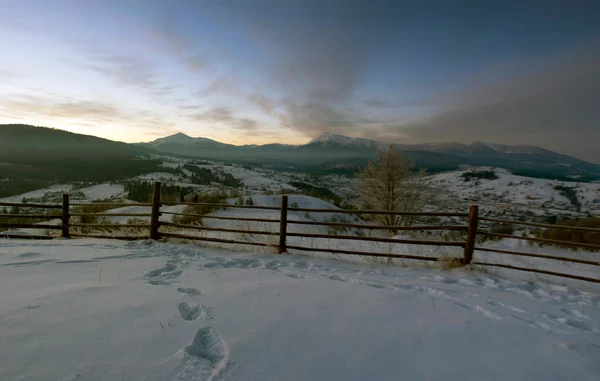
[1,181,599,285]
[474,247,600,266]
[287,207,468,217]
[69,233,149,240]
[471,262,600,284]
[0,202,62,209]
[286,245,440,261]
[160,211,280,223]
[160,232,273,247]
[160,221,279,236]
[69,212,151,217]
[70,223,151,228]
[477,231,600,251]
[70,202,153,207]
[287,220,467,231]
[286,232,466,247]
[160,201,281,210]
[0,223,62,230]
[0,234,55,240]
[0,214,58,219]
[479,217,600,233]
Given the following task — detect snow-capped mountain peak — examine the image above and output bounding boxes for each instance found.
[308,132,388,149]
[309,132,356,145]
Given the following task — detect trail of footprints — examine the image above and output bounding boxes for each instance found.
[144,258,230,380]
[197,254,600,335]
[142,248,600,378]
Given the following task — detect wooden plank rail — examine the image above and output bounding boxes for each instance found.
[479,217,600,233]
[160,232,273,247]
[160,201,280,210]
[477,231,600,251]
[286,245,440,261]
[0,202,62,209]
[160,211,279,223]
[474,247,600,266]
[0,214,56,219]
[0,223,62,230]
[288,220,468,231]
[70,224,151,228]
[286,232,465,247]
[0,234,55,240]
[70,213,151,217]
[70,203,153,207]
[160,221,279,236]
[69,233,148,240]
[288,207,468,217]
[471,262,600,284]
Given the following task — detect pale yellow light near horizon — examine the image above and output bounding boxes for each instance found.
[0,117,311,145]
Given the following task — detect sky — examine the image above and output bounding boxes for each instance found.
[0,0,599,162]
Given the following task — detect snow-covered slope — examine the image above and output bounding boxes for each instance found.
[0,239,598,380]
[427,167,600,216]
[80,184,126,200]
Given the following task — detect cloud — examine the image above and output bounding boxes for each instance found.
[149,1,600,162]
[0,94,176,132]
[391,42,600,162]
[84,55,179,97]
[189,106,262,135]
[193,76,280,118]
[235,118,258,133]
[154,0,380,137]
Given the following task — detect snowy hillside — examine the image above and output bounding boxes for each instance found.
[427,167,600,217]
[2,158,599,225]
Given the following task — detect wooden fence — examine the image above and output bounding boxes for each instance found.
[1,182,599,284]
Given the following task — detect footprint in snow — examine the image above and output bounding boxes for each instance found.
[175,326,231,381]
[177,287,202,296]
[178,302,212,321]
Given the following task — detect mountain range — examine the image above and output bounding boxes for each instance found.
[1,124,599,182]
[140,131,600,181]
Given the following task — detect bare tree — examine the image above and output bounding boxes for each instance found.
[355,145,436,229]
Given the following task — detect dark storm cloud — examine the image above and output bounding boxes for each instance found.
[139,0,600,159]
[391,43,600,162]
[157,0,386,134]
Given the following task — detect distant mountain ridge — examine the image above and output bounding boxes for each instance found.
[1,125,598,183]
[140,131,600,181]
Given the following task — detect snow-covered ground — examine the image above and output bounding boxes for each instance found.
[427,167,600,217]
[0,239,598,380]
[0,184,73,203]
[79,184,126,200]
[3,159,598,222]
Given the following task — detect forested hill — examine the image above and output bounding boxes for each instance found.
[0,124,160,183]
[0,124,148,160]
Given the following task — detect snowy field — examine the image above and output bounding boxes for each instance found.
[428,167,600,216]
[1,238,599,380]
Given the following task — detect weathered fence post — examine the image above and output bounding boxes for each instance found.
[150,182,162,240]
[463,204,479,265]
[61,193,70,238]
[279,195,288,254]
